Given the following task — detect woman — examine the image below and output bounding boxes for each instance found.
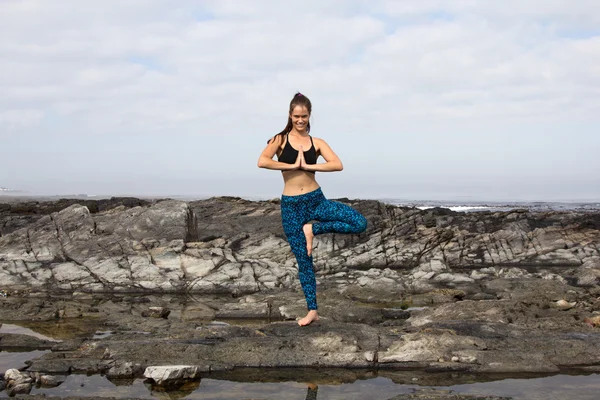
[257,92,367,326]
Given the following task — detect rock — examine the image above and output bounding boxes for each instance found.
[554,299,576,310]
[180,303,216,321]
[141,307,170,319]
[381,309,411,320]
[215,302,270,319]
[7,382,33,395]
[4,369,34,395]
[1,196,598,295]
[2,197,600,385]
[3,282,600,377]
[432,273,474,284]
[378,332,487,363]
[143,365,201,386]
[4,368,32,384]
[0,333,56,350]
[106,362,145,379]
[38,374,66,387]
[584,316,600,327]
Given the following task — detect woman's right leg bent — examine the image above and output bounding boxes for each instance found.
[312,199,367,236]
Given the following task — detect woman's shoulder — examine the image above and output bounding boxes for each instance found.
[310,136,329,147]
[268,133,285,146]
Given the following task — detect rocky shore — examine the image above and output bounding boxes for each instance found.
[1,196,600,398]
[1,196,599,294]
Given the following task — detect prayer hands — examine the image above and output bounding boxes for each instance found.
[293,146,305,170]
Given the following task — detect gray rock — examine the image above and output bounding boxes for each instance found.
[37,374,66,387]
[7,382,33,395]
[4,368,33,384]
[4,369,34,395]
[0,196,598,295]
[381,308,411,320]
[0,333,55,350]
[143,365,201,385]
[180,303,216,321]
[141,307,170,319]
[215,302,270,319]
[105,362,144,379]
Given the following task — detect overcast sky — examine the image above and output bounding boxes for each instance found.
[1,0,599,201]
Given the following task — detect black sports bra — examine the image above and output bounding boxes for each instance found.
[278,133,318,172]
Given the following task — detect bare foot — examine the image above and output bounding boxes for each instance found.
[303,223,314,256]
[298,310,319,326]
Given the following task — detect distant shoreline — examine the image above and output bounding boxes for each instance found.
[1,193,598,212]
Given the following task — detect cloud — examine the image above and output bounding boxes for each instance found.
[0,0,598,199]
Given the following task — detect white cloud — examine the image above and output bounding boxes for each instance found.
[0,0,598,199]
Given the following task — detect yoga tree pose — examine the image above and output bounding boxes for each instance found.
[258,92,367,326]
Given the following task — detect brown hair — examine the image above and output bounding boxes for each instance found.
[268,92,312,144]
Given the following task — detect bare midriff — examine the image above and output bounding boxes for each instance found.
[281,170,320,196]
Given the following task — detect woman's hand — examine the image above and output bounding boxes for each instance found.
[293,146,305,170]
[299,138,343,172]
[298,145,316,172]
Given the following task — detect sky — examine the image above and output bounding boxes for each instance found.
[1,0,599,202]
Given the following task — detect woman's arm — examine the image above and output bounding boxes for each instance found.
[257,135,300,171]
[302,138,343,172]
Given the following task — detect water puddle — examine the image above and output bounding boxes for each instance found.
[405,306,428,311]
[0,350,49,375]
[204,318,273,327]
[0,319,101,341]
[92,330,115,340]
[92,330,151,340]
[1,371,599,399]
[0,324,60,342]
[2,294,600,399]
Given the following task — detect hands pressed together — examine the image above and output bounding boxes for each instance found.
[291,145,314,171]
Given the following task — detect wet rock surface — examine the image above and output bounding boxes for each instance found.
[2,280,600,378]
[0,332,56,351]
[4,368,34,395]
[387,389,511,399]
[0,197,599,397]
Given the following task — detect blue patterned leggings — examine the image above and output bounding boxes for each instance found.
[281,187,367,310]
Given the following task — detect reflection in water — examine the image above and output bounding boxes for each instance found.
[0,350,49,375]
[306,384,318,400]
[0,324,60,342]
[0,320,100,341]
[144,379,201,400]
[5,372,598,400]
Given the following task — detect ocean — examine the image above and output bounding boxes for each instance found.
[378,199,600,213]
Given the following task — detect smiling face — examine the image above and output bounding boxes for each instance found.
[290,105,310,133]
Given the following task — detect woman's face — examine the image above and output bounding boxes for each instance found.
[290,105,309,132]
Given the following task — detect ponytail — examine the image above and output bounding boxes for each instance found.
[268,117,293,144]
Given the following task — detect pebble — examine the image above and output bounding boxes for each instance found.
[555,300,576,310]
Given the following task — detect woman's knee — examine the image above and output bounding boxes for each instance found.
[354,214,367,233]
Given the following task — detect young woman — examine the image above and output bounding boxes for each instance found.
[257,93,367,326]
